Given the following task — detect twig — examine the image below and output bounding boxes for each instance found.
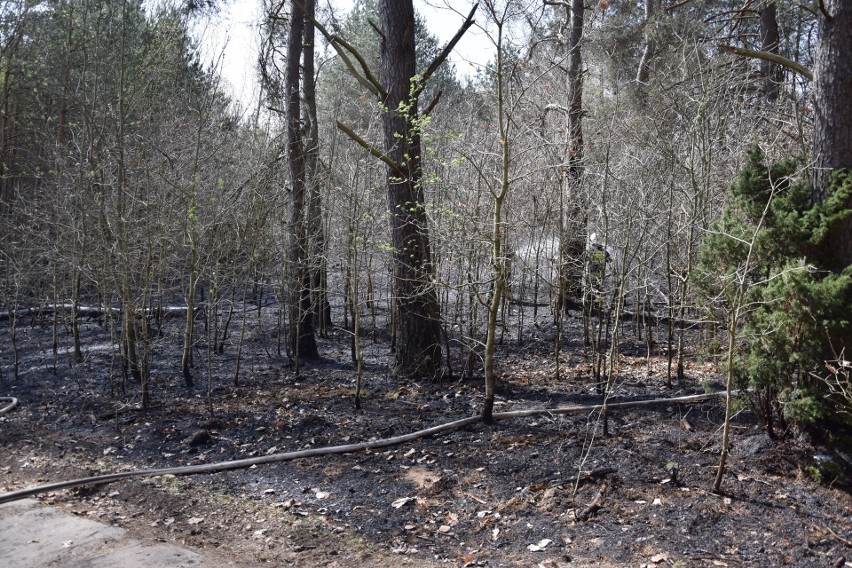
[665,0,696,12]
[465,492,487,505]
[812,522,852,547]
[576,480,609,521]
[576,467,617,488]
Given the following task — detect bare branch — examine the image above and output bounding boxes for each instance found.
[422,90,442,118]
[293,0,387,98]
[819,0,832,20]
[718,44,813,80]
[335,121,403,177]
[544,102,570,115]
[665,0,696,12]
[330,34,387,98]
[367,17,384,41]
[420,3,479,88]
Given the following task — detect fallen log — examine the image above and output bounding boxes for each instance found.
[0,304,191,323]
[0,304,115,323]
[0,390,728,505]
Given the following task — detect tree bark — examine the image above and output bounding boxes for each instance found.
[378,0,442,379]
[181,236,196,387]
[759,2,782,102]
[557,0,586,315]
[636,0,656,86]
[812,0,852,271]
[302,0,331,335]
[286,0,319,361]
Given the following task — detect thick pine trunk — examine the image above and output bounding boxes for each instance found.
[557,0,586,315]
[378,0,442,379]
[759,3,782,101]
[286,0,319,361]
[812,0,852,271]
[302,0,331,335]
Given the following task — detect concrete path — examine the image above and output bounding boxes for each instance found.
[0,499,207,567]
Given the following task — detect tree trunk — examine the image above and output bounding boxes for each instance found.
[181,241,196,388]
[482,10,511,424]
[302,0,331,335]
[286,0,319,361]
[812,0,852,213]
[636,0,656,86]
[378,0,442,379]
[557,0,586,315]
[759,3,782,102]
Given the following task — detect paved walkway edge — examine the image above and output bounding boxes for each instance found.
[0,498,203,567]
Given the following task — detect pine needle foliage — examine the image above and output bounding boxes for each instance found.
[695,145,852,436]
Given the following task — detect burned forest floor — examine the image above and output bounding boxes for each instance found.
[1,304,851,567]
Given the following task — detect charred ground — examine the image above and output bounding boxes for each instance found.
[1,306,850,567]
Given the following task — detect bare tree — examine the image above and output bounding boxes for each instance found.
[310,0,478,378]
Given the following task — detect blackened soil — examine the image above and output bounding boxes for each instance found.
[1,309,850,567]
